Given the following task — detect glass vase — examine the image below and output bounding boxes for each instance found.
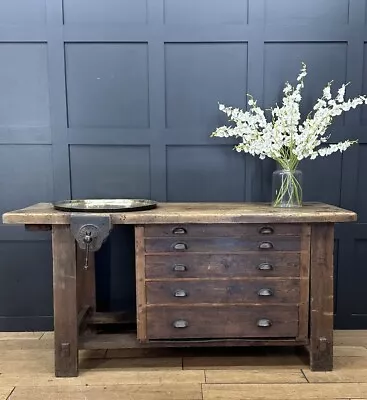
[272,169,303,208]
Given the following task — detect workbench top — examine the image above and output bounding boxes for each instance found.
[2,202,357,225]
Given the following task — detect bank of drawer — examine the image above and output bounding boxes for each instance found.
[144,237,301,253]
[145,253,300,279]
[146,305,298,339]
[146,279,300,305]
[144,224,301,237]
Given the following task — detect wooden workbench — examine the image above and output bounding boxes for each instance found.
[2,202,356,377]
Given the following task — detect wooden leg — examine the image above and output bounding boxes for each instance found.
[309,223,334,371]
[52,225,78,377]
[76,247,96,311]
[76,248,96,334]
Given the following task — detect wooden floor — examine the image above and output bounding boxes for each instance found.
[1,331,367,399]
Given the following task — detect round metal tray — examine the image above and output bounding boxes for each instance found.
[53,199,157,213]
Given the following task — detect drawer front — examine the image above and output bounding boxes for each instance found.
[146,306,299,339]
[145,237,300,253]
[145,253,300,279]
[146,279,300,305]
[145,224,301,237]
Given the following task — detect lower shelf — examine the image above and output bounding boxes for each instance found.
[79,332,308,350]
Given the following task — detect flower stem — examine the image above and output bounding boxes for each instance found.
[273,170,302,207]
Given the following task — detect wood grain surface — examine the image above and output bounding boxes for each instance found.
[145,253,301,279]
[146,305,299,339]
[144,236,301,253]
[2,202,357,225]
[2,329,367,400]
[145,278,300,305]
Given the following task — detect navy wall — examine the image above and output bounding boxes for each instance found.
[0,0,366,330]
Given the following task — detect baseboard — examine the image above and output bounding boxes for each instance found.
[0,316,53,331]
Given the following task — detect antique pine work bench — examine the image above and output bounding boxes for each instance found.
[2,202,356,377]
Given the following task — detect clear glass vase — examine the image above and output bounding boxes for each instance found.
[272,169,303,208]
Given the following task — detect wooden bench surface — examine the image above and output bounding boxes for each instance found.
[2,202,357,225]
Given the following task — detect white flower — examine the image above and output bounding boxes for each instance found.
[211,63,366,166]
[323,86,332,100]
[337,85,346,102]
[283,82,293,95]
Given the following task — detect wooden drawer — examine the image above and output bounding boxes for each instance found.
[146,279,300,305]
[146,306,299,339]
[145,237,301,253]
[145,253,300,279]
[144,224,301,237]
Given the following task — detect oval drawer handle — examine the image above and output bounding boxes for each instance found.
[173,320,189,329]
[172,242,188,251]
[258,262,273,271]
[257,319,272,328]
[259,241,273,250]
[172,264,187,272]
[172,227,187,235]
[259,226,274,235]
[258,288,273,297]
[174,289,188,297]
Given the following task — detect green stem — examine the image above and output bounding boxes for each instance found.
[273,170,302,207]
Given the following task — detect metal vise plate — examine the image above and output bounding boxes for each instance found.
[70,215,112,252]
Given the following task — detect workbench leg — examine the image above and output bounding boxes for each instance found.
[76,247,96,311]
[309,223,334,371]
[52,225,78,377]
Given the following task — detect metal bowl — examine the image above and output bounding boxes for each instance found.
[53,199,157,213]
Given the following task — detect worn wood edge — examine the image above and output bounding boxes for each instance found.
[52,225,79,377]
[135,226,147,342]
[144,303,305,308]
[143,251,302,256]
[3,214,357,224]
[145,277,302,282]
[76,247,96,312]
[79,332,308,350]
[144,223,302,237]
[309,223,334,371]
[114,211,357,225]
[298,224,311,340]
[2,202,357,225]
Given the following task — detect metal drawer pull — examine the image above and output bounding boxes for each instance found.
[174,289,188,297]
[173,264,187,272]
[172,227,187,235]
[259,241,273,250]
[173,242,188,251]
[173,320,189,329]
[258,262,273,271]
[258,288,273,297]
[257,319,272,328]
[259,226,274,235]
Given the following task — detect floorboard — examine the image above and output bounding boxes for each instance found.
[0,330,366,400]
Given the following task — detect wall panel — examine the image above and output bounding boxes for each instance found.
[0,0,366,329]
[166,145,246,202]
[65,43,149,128]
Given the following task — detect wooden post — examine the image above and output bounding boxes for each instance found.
[297,224,311,340]
[309,223,334,371]
[52,225,78,377]
[76,247,96,312]
[135,226,147,342]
